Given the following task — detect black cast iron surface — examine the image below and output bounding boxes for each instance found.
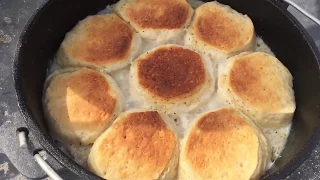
[1,0,320,179]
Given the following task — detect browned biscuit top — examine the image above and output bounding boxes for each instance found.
[185,108,259,179]
[137,46,206,99]
[122,0,191,29]
[229,53,284,112]
[46,68,117,131]
[63,14,133,65]
[192,2,253,52]
[94,111,176,179]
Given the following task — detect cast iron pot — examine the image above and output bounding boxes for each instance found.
[13,0,320,179]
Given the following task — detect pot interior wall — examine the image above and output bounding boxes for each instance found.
[15,0,320,179]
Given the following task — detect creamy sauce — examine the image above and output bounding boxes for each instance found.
[47,1,292,170]
[263,125,292,163]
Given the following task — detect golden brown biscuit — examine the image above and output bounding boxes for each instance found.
[57,13,141,72]
[185,1,255,60]
[43,68,124,145]
[218,52,296,128]
[115,0,193,43]
[179,108,270,180]
[130,44,215,113]
[88,110,179,180]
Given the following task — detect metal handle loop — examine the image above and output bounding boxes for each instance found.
[18,131,63,180]
[283,0,320,26]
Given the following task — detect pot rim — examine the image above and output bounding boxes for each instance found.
[12,0,320,179]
